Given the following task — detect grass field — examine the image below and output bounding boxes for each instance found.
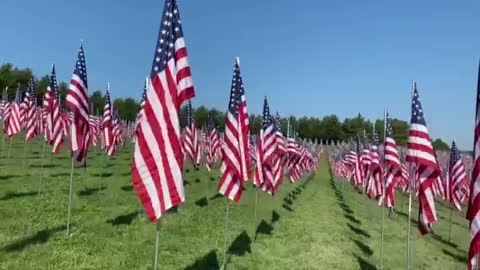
[0,135,469,269]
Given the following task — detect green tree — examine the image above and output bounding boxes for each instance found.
[432,138,450,151]
[89,90,105,115]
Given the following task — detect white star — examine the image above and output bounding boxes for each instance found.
[161,29,166,35]
[160,39,164,44]
[157,48,162,53]
[169,43,173,47]
[175,27,179,32]
[156,57,160,62]
[154,66,159,71]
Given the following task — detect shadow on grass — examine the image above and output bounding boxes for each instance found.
[353,253,376,270]
[431,232,458,249]
[194,197,208,207]
[30,164,58,168]
[271,210,280,224]
[393,209,408,218]
[0,191,38,200]
[210,193,223,201]
[3,226,66,252]
[121,185,133,192]
[184,180,191,186]
[167,207,178,214]
[339,203,354,214]
[283,197,293,205]
[50,172,80,177]
[107,211,140,226]
[442,248,467,264]
[282,203,294,212]
[438,215,468,229]
[210,177,216,181]
[351,238,373,256]
[78,186,106,196]
[347,223,370,238]
[120,172,131,176]
[228,231,251,256]
[92,172,114,178]
[255,220,273,241]
[344,214,361,225]
[195,178,201,183]
[184,250,219,270]
[0,175,17,181]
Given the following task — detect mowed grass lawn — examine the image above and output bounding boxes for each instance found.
[0,135,469,269]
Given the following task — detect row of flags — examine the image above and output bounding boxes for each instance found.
[329,81,475,267]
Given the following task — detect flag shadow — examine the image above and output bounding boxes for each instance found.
[194,197,208,207]
[353,253,376,270]
[107,211,140,226]
[254,220,273,241]
[120,185,133,192]
[228,231,251,256]
[3,225,66,252]
[210,193,223,201]
[441,248,468,264]
[0,175,17,181]
[347,223,370,238]
[184,250,219,270]
[0,191,38,201]
[282,203,294,212]
[78,186,106,196]
[350,238,373,256]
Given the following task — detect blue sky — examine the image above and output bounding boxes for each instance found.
[1,0,479,149]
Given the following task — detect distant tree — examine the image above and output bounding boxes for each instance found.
[121,98,140,122]
[193,105,209,128]
[432,138,450,151]
[89,90,105,115]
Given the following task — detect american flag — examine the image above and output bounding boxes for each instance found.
[254,97,276,193]
[274,113,286,156]
[183,100,200,169]
[7,84,21,137]
[449,140,467,211]
[51,70,64,154]
[366,130,383,199]
[206,113,220,172]
[66,42,90,163]
[112,108,122,152]
[352,136,364,189]
[135,79,147,131]
[380,113,402,209]
[218,58,250,202]
[272,113,285,192]
[103,84,114,155]
[468,63,480,269]
[406,82,440,235]
[44,66,56,144]
[132,0,194,222]
[0,87,7,121]
[25,78,37,141]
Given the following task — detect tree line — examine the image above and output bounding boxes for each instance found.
[0,63,450,150]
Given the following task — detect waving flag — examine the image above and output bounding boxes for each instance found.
[66,42,90,163]
[406,82,441,235]
[51,70,64,154]
[8,85,21,137]
[380,113,402,209]
[25,78,37,141]
[254,97,276,193]
[183,100,200,169]
[206,113,220,172]
[468,63,480,270]
[218,58,250,202]
[132,0,195,222]
[103,84,114,155]
[449,140,467,211]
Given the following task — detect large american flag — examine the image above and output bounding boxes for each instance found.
[449,140,467,211]
[218,58,250,202]
[272,113,286,192]
[353,136,364,189]
[183,100,200,169]
[468,63,480,269]
[132,0,194,222]
[7,84,21,138]
[254,97,276,193]
[406,82,440,235]
[66,42,90,163]
[25,78,37,142]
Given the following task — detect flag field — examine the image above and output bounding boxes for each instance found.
[0,136,469,269]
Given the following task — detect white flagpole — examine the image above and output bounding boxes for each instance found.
[38,139,47,194]
[7,138,12,159]
[252,188,260,242]
[379,108,387,270]
[66,157,75,236]
[222,199,231,270]
[153,220,161,270]
[406,80,415,270]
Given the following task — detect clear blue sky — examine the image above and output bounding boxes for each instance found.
[1,0,479,149]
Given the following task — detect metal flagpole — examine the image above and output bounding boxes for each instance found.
[448,205,453,243]
[252,188,259,242]
[22,138,28,169]
[153,220,161,270]
[38,140,47,194]
[66,157,75,236]
[406,80,415,270]
[222,199,231,270]
[7,138,12,159]
[379,108,387,270]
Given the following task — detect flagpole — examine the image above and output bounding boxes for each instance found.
[7,137,12,159]
[38,139,47,194]
[66,157,75,236]
[222,199,231,270]
[153,219,161,270]
[22,138,28,169]
[379,108,387,270]
[252,188,259,242]
[406,80,415,270]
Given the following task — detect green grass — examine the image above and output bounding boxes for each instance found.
[0,135,469,269]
